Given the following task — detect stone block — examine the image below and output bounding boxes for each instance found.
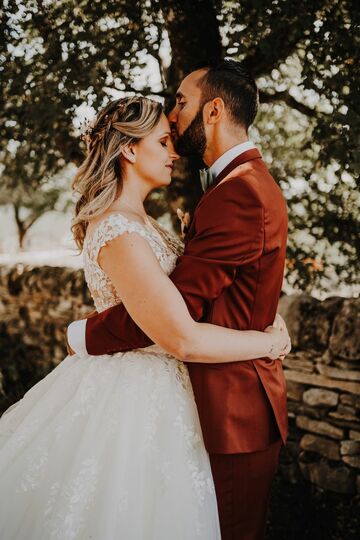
[283,359,314,373]
[340,394,360,409]
[317,363,360,382]
[285,369,360,395]
[296,415,344,440]
[300,434,340,460]
[283,352,315,373]
[286,380,305,402]
[328,405,359,424]
[350,430,360,441]
[303,388,338,408]
[334,359,360,371]
[288,402,323,420]
[342,455,360,469]
[340,440,360,456]
[299,458,356,494]
[301,405,324,420]
[329,298,360,361]
[279,294,343,351]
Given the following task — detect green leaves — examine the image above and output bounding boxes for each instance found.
[1,0,359,291]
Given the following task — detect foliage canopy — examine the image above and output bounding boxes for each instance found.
[1,0,359,290]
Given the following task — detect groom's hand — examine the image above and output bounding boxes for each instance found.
[271,313,291,360]
[264,314,291,361]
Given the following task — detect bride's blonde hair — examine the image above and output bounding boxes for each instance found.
[72,96,163,249]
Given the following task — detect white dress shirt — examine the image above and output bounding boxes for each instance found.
[209,140,256,181]
[67,140,257,356]
[67,318,87,356]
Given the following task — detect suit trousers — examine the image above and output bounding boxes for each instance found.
[209,439,282,540]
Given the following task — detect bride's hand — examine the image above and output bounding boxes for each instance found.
[264,314,291,360]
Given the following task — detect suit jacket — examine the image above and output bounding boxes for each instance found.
[86,149,288,454]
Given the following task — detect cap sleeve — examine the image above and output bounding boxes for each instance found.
[89,213,150,263]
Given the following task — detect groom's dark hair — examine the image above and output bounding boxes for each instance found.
[196,59,258,132]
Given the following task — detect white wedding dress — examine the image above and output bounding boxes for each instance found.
[0,213,221,540]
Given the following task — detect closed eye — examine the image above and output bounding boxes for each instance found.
[159,132,171,147]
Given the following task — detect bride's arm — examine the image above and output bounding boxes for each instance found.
[98,232,290,364]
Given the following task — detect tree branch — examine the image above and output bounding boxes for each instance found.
[240,1,328,78]
[103,84,170,99]
[24,213,43,232]
[259,90,318,119]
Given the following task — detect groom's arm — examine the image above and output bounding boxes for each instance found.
[83,181,264,355]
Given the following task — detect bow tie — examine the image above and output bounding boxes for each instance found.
[199,168,214,192]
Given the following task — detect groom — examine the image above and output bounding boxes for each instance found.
[68,59,288,539]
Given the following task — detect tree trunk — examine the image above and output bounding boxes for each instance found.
[153,0,224,221]
[18,228,26,250]
[13,205,27,250]
[12,204,40,250]
[160,0,223,96]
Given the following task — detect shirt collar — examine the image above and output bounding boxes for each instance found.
[209,141,256,182]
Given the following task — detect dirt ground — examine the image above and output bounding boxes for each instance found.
[267,475,360,540]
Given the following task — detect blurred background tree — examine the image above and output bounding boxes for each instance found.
[0,0,359,291]
[0,145,73,248]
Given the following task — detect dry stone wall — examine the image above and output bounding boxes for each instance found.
[278,294,360,495]
[0,264,359,494]
[0,264,93,411]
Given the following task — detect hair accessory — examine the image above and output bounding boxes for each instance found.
[79,99,134,150]
[176,208,191,238]
[79,116,96,148]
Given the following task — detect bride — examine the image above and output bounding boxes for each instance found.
[0,96,290,540]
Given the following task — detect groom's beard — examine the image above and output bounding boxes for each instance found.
[174,108,207,157]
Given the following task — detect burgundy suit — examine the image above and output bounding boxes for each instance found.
[86,149,288,539]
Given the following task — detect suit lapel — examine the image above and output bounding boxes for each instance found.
[209,148,261,193]
[184,148,262,244]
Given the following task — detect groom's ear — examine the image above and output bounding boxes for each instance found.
[120,143,136,164]
[203,98,225,125]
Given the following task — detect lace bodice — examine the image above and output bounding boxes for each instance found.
[83,213,184,313]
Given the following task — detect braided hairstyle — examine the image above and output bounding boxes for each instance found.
[72,96,163,249]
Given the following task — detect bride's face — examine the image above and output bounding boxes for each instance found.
[130,113,179,189]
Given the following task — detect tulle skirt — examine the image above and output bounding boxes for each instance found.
[0,346,220,539]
